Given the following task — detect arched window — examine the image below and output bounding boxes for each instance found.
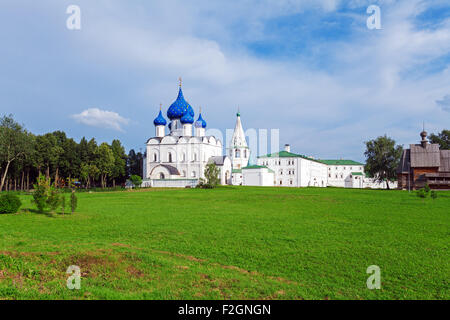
[182,170,186,177]
[193,153,198,161]
[235,149,240,158]
[182,153,186,162]
[168,153,173,163]
[153,153,157,162]
[191,171,196,178]
[159,173,165,179]
[244,150,247,158]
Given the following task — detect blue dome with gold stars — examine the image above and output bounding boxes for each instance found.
[153,110,167,126]
[167,88,193,120]
[181,112,194,124]
[195,113,207,128]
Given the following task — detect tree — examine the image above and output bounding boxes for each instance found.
[111,140,127,187]
[429,129,449,150]
[204,163,220,188]
[364,135,403,190]
[35,133,62,179]
[96,143,115,188]
[127,149,143,177]
[0,115,30,191]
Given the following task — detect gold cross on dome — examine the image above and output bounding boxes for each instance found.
[179,77,182,87]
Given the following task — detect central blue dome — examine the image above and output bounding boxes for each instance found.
[167,88,194,120]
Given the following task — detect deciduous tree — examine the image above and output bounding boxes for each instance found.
[429,129,449,150]
[0,115,30,191]
[364,135,403,190]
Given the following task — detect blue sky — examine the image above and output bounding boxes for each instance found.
[0,0,449,161]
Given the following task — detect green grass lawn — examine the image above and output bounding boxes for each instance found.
[0,187,448,300]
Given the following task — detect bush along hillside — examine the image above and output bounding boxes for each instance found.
[0,193,22,214]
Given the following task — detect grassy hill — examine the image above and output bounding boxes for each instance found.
[0,187,448,300]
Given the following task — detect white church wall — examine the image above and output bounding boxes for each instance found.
[150,179,198,188]
[242,168,274,186]
[145,135,224,185]
[219,157,232,185]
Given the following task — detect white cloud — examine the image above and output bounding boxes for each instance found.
[71,108,129,132]
[436,95,450,112]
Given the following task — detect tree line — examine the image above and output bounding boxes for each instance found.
[0,115,144,192]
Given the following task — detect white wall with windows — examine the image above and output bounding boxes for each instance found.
[145,135,223,183]
[326,164,365,188]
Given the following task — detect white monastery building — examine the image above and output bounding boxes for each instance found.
[142,81,393,189]
[243,144,395,189]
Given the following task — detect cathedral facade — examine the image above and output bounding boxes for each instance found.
[142,82,232,188]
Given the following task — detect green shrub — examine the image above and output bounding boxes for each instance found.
[431,190,438,200]
[424,184,431,193]
[196,178,214,189]
[416,188,427,198]
[0,194,22,214]
[33,174,50,212]
[70,191,77,214]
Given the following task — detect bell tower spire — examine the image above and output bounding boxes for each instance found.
[229,108,249,170]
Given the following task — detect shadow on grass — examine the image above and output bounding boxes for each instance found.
[24,208,73,218]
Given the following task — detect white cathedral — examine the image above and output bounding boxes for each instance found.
[142,82,395,189]
[142,82,235,188]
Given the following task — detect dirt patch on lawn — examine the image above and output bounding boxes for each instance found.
[126,265,145,278]
[111,243,131,248]
[153,250,206,263]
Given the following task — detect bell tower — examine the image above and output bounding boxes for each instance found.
[229,109,249,170]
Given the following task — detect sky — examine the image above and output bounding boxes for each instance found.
[0,0,449,162]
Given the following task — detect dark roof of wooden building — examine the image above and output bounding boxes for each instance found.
[398,142,450,174]
[397,149,411,174]
[439,150,450,172]
[410,143,441,167]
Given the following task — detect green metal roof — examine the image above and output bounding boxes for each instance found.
[232,169,242,173]
[258,151,365,166]
[351,172,364,176]
[242,165,274,173]
[258,151,321,163]
[317,160,364,166]
[258,151,303,158]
